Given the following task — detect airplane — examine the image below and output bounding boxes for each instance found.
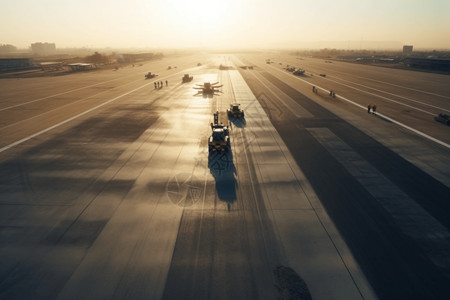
[193,82,223,97]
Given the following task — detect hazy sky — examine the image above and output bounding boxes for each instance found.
[1,0,450,49]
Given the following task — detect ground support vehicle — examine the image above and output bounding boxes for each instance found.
[145,72,157,79]
[435,113,450,125]
[182,74,193,83]
[227,103,245,118]
[209,112,230,152]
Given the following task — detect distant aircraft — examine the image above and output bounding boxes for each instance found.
[193,82,222,97]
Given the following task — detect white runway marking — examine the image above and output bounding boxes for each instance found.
[0,70,186,154]
[267,64,450,149]
[328,69,450,99]
[0,77,125,112]
[0,82,153,154]
[322,76,447,113]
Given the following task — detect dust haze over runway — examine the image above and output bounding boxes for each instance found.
[0,53,449,300]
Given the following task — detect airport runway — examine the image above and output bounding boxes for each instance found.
[234,54,450,299]
[0,53,449,299]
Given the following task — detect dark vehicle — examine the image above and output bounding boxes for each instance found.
[435,113,450,125]
[182,74,193,83]
[227,103,245,118]
[145,72,157,79]
[293,69,305,75]
[209,111,230,152]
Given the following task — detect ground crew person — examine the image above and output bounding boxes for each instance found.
[368,104,372,113]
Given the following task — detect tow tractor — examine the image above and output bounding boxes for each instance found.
[145,72,157,79]
[209,111,230,152]
[227,103,245,118]
[182,74,193,83]
[435,113,450,126]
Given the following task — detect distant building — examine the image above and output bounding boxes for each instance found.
[68,63,97,71]
[0,58,34,71]
[403,57,450,72]
[31,42,56,56]
[403,45,413,55]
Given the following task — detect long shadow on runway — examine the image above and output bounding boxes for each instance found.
[229,116,247,129]
[208,151,237,209]
[0,101,161,299]
[163,146,282,299]
[241,70,450,300]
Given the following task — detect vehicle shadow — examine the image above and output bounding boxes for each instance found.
[208,150,237,210]
[229,117,246,128]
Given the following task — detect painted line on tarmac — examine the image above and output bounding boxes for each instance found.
[324,75,448,111]
[0,70,187,154]
[335,94,450,149]
[320,76,441,115]
[0,82,154,154]
[0,77,125,112]
[268,64,450,149]
[329,68,450,100]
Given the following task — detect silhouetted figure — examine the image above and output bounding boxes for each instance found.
[312,86,315,92]
[166,80,168,86]
[368,104,372,113]
[160,81,163,88]
[154,82,157,89]
[372,105,377,114]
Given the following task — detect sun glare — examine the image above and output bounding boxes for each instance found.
[165,0,232,36]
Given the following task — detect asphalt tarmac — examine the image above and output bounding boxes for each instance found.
[0,53,449,299]
[235,54,449,299]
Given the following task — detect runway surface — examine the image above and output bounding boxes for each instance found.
[0,53,449,299]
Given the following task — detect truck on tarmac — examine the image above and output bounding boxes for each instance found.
[182,74,193,83]
[227,103,245,118]
[209,111,230,152]
[145,72,157,79]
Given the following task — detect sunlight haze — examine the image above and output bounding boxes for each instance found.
[1,0,449,49]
